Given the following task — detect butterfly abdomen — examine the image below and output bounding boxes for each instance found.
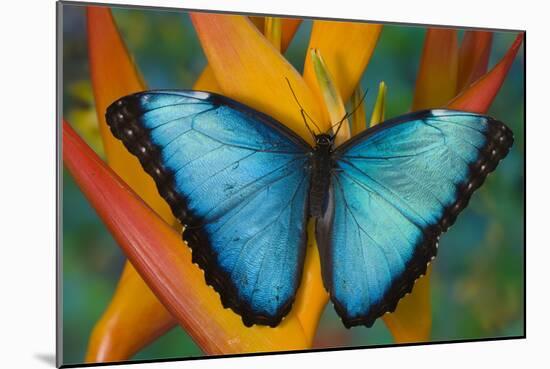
[309,135,333,218]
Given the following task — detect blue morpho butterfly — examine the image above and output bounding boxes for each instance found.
[105,86,513,328]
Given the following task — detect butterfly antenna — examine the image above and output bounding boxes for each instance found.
[329,87,369,138]
[285,77,322,137]
[299,110,317,139]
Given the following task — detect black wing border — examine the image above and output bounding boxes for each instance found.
[325,109,514,328]
[105,89,312,327]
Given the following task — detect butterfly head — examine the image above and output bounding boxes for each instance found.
[315,133,333,148]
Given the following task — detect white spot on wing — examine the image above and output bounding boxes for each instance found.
[430,110,448,117]
[186,91,210,100]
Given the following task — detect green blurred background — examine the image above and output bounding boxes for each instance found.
[61,3,525,366]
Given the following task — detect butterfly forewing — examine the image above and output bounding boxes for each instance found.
[317,110,513,327]
[106,90,313,327]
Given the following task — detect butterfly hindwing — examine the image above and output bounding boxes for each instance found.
[316,110,513,327]
[106,90,312,327]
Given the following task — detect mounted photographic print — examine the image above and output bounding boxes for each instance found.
[57,0,525,367]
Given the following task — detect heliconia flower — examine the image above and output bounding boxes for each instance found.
[65,6,523,362]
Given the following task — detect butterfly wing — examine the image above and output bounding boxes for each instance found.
[106,90,312,327]
[317,110,513,327]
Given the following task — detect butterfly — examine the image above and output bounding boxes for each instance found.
[105,89,513,328]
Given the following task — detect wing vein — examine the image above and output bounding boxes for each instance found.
[334,177,394,279]
[229,172,305,281]
[185,151,259,197]
[147,107,215,132]
[171,143,227,175]
[248,174,307,303]
[136,100,212,115]
[201,157,306,222]
[336,174,409,269]
[337,161,428,229]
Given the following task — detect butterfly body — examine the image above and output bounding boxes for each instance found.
[309,134,334,218]
[106,90,513,328]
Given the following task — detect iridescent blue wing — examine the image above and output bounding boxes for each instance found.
[106,90,312,327]
[317,110,513,327]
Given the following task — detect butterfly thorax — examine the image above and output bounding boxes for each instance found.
[309,134,334,218]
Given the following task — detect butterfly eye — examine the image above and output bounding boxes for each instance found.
[316,136,330,145]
